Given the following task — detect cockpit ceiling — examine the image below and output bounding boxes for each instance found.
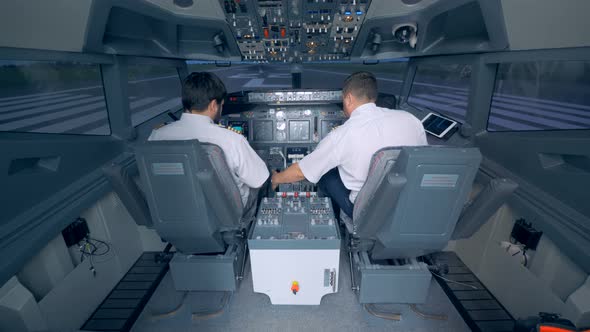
[83,0,512,62]
[0,0,589,61]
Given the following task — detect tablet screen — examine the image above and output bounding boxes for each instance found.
[422,113,457,137]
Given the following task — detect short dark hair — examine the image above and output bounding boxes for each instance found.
[182,72,227,112]
[342,71,378,102]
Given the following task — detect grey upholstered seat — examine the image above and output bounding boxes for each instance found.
[135,139,254,255]
[343,146,482,260]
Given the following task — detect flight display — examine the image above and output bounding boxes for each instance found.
[228,120,249,137]
[253,120,274,141]
[289,120,310,141]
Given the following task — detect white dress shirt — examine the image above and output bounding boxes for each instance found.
[298,103,427,203]
[148,113,269,206]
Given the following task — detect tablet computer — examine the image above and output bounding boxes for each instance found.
[421,112,459,139]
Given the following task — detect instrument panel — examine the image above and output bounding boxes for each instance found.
[220,90,347,176]
[220,104,345,145]
[249,90,342,103]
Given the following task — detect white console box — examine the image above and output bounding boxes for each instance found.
[250,248,340,305]
[249,196,341,305]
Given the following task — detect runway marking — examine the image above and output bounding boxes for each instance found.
[302,68,404,83]
[0,85,104,100]
[33,111,108,134]
[0,74,182,103]
[408,95,542,131]
[442,92,590,118]
[32,97,164,133]
[0,96,105,122]
[228,73,261,79]
[243,78,291,88]
[0,101,107,131]
[128,75,179,84]
[492,96,590,117]
[0,94,93,114]
[420,94,584,129]
[0,91,73,102]
[412,93,587,130]
[268,73,291,78]
[488,108,585,129]
[436,93,590,124]
[0,93,70,108]
[206,65,257,72]
[454,90,590,111]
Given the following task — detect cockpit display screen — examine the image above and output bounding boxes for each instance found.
[289,120,310,141]
[253,120,273,141]
[228,121,249,137]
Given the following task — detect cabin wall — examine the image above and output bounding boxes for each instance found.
[0,0,93,52]
[404,48,590,273]
[0,47,186,290]
[452,203,590,325]
[501,0,590,50]
[0,190,161,332]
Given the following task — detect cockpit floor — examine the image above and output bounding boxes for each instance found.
[131,251,470,332]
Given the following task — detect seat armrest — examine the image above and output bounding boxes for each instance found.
[103,161,153,227]
[452,178,518,240]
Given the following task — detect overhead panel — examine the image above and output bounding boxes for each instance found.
[219,0,372,62]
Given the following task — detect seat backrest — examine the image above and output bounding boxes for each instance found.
[352,146,482,260]
[135,140,244,254]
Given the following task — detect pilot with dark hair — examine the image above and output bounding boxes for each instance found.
[149,72,269,208]
[271,71,427,218]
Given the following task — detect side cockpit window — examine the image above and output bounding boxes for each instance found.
[0,60,110,135]
[407,63,472,124]
[127,65,183,127]
[488,61,590,132]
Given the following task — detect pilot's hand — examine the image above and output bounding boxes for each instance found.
[271,170,279,191]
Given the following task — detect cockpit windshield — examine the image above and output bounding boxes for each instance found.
[187,60,407,94]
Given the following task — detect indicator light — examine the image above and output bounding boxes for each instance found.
[291,281,300,295]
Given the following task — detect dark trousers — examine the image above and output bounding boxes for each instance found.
[318,168,354,219]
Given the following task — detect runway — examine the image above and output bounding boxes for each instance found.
[1,64,588,135]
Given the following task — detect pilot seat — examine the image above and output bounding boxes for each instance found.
[340,146,482,304]
[135,139,256,292]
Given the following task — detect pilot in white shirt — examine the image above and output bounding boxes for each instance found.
[271,71,427,218]
[148,72,269,207]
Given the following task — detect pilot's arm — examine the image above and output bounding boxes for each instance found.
[271,163,305,189]
[271,130,342,189]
